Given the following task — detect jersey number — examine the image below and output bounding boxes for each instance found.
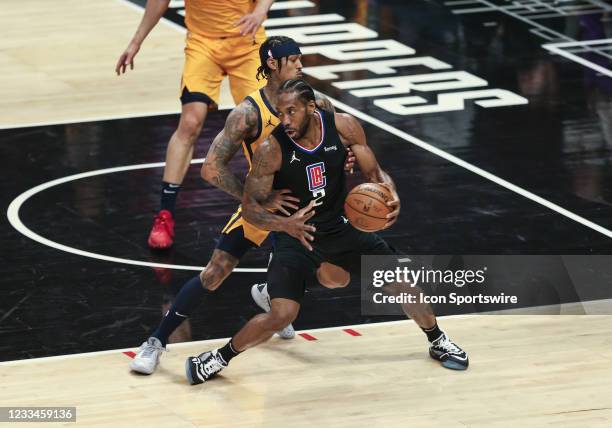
[306,162,327,206]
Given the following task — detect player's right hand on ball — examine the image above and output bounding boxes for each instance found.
[285,200,317,251]
[115,42,140,75]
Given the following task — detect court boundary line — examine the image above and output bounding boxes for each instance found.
[0,0,234,131]
[543,38,612,79]
[0,105,235,131]
[2,300,609,367]
[0,318,426,366]
[5,158,266,273]
[117,0,612,239]
[324,95,612,239]
[5,0,612,274]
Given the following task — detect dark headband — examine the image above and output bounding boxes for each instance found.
[267,41,301,60]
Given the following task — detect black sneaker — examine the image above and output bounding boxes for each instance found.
[185,349,227,385]
[429,332,469,370]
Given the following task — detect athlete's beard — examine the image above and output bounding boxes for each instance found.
[294,114,311,140]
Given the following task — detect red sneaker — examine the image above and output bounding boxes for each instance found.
[148,210,175,249]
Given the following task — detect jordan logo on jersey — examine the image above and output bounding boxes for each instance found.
[290,151,300,164]
[306,162,326,191]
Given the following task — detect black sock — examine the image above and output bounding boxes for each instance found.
[217,339,241,365]
[422,323,443,343]
[160,181,181,215]
[152,276,209,346]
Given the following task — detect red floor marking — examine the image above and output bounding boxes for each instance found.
[123,351,136,359]
[298,333,317,341]
[343,329,361,336]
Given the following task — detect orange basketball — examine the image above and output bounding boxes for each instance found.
[344,183,393,232]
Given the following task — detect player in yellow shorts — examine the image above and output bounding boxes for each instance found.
[129,36,354,375]
[116,0,274,249]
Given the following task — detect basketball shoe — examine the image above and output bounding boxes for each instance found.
[148,210,175,249]
[185,350,227,385]
[429,332,469,370]
[251,283,295,339]
[129,337,165,374]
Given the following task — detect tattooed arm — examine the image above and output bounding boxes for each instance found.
[242,136,317,250]
[201,100,259,200]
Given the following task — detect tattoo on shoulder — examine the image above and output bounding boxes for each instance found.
[239,100,260,130]
[212,102,259,156]
[315,92,335,112]
[203,101,263,199]
[228,101,259,138]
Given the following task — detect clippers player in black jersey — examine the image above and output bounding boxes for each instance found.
[185,80,469,385]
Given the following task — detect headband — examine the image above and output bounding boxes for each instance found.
[267,42,302,60]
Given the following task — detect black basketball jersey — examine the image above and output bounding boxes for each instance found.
[272,109,347,229]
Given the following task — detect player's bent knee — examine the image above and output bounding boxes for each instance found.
[268,301,299,330]
[200,251,238,291]
[267,312,296,330]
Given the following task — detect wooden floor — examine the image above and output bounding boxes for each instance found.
[3,1,612,427]
[1,314,612,427]
[0,0,233,129]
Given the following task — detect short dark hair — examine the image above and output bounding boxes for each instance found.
[256,36,297,81]
[278,79,315,105]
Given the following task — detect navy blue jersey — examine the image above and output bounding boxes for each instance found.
[272,109,347,229]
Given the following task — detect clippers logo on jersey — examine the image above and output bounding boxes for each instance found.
[306,162,326,191]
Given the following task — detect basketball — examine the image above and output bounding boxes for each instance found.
[344,183,393,232]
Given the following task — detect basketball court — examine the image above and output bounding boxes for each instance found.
[2,0,612,426]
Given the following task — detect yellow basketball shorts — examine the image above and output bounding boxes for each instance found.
[180,31,266,106]
[216,206,270,259]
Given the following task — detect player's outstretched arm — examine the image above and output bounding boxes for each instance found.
[335,113,401,229]
[201,101,260,200]
[115,0,170,75]
[242,137,317,250]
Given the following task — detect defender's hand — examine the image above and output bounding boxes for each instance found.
[284,200,317,251]
[235,11,266,36]
[344,147,356,174]
[115,42,140,75]
[263,189,300,216]
[381,184,400,229]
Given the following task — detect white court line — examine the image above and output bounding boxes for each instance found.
[271,1,316,10]
[6,0,612,272]
[167,1,315,11]
[324,94,612,239]
[5,158,266,273]
[0,315,450,367]
[264,14,344,28]
[2,299,608,367]
[543,38,612,79]
[0,110,178,131]
[0,105,236,131]
[0,0,235,131]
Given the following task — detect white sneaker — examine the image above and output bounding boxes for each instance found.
[129,337,165,374]
[251,283,295,339]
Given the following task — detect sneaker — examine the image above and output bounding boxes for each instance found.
[185,349,227,385]
[129,337,165,374]
[429,332,469,370]
[251,283,295,339]
[148,210,175,249]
